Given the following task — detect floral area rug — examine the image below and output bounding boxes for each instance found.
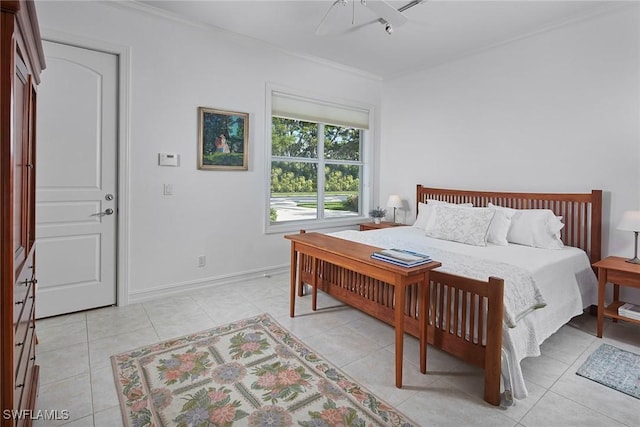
[111,313,417,426]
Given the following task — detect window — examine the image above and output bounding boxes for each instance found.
[268,90,370,229]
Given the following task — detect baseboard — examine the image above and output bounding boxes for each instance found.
[127,264,289,304]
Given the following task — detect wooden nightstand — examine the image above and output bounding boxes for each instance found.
[593,256,640,337]
[359,221,407,231]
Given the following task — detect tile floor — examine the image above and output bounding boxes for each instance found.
[34,273,640,426]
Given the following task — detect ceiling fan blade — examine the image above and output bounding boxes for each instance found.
[315,0,346,36]
[364,0,408,28]
[338,18,378,35]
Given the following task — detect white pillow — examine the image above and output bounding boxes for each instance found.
[486,206,514,246]
[413,199,473,231]
[412,202,431,229]
[425,205,495,246]
[488,203,564,249]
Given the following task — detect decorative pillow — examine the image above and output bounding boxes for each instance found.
[488,203,564,249]
[425,205,495,246]
[486,206,514,246]
[412,202,431,229]
[412,200,473,231]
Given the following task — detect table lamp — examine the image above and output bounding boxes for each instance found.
[617,210,640,264]
[387,194,403,224]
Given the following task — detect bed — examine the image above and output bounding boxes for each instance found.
[288,185,602,406]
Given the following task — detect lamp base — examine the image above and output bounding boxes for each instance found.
[625,231,640,264]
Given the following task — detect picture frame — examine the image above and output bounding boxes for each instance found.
[198,107,249,170]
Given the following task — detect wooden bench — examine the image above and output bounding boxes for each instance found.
[285,231,441,388]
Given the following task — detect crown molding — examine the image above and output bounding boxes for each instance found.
[112,1,383,82]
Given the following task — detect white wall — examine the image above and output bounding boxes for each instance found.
[35,1,382,302]
[381,5,640,301]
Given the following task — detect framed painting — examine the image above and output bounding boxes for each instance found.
[198,107,249,170]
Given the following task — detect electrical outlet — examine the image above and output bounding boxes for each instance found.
[197,255,206,267]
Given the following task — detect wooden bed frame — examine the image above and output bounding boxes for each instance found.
[292,185,602,406]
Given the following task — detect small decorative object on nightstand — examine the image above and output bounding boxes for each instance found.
[387,194,403,224]
[368,206,386,224]
[593,256,640,338]
[617,210,640,264]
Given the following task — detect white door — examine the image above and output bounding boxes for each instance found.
[35,41,118,318]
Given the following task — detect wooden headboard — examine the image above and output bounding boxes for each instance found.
[417,185,603,264]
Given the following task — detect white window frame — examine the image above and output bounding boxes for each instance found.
[265,84,374,234]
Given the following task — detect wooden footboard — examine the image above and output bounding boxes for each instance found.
[428,271,504,405]
[299,256,505,406]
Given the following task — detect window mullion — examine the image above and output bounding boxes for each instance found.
[317,123,325,220]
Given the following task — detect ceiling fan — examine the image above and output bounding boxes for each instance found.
[316,0,425,36]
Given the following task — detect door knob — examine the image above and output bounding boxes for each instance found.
[91,208,114,217]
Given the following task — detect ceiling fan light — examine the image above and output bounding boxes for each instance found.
[385,23,393,34]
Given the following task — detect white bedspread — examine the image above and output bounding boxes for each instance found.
[332,229,546,328]
[329,226,598,400]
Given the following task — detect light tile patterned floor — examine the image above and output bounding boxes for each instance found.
[34,273,640,426]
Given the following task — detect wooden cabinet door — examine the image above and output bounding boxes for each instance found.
[13,50,30,274]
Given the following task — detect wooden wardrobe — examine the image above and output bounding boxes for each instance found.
[1,1,45,424]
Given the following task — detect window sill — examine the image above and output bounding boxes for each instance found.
[265,216,368,235]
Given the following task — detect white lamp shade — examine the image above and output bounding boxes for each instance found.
[387,195,402,208]
[617,211,640,232]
